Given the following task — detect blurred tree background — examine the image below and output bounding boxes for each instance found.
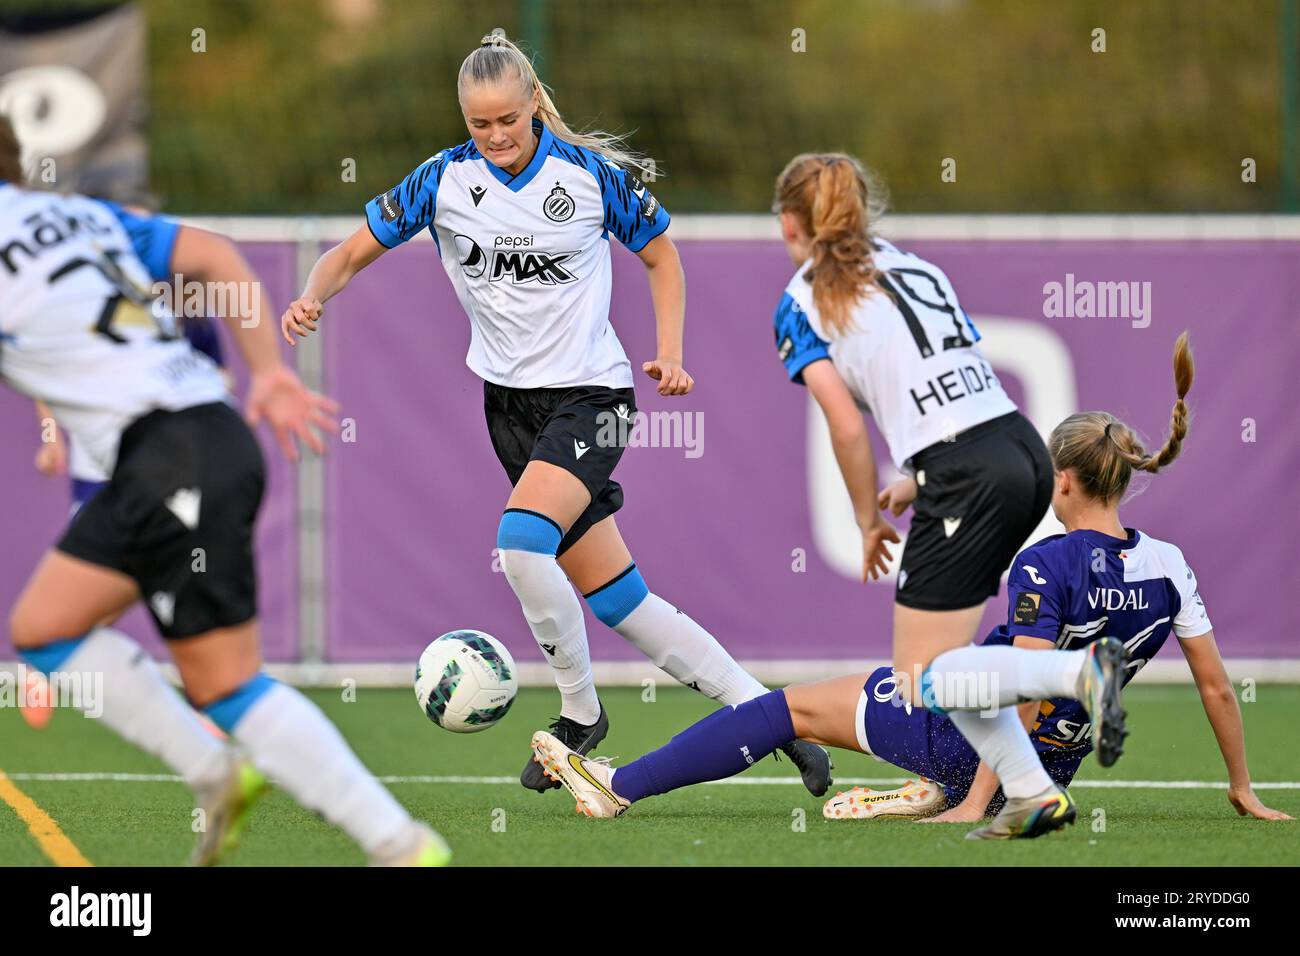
[53,0,1300,212]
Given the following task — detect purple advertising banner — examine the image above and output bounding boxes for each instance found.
[3,236,1297,668]
[0,243,299,661]
[321,237,1300,664]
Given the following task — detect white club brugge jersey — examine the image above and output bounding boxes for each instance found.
[364,120,669,390]
[775,238,1016,469]
[0,184,228,480]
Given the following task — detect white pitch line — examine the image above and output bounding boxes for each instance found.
[4,772,1299,790]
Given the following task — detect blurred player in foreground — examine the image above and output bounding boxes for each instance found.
[20,317,228,732]
[0,117,448,866]
[534,335,1292,834]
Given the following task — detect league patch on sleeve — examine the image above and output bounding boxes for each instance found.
[778,336,794,361]
[377,189,404,223]
[1013,592,1042,625]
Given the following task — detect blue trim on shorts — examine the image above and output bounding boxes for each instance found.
[497,509,563,556]
[204,673,277,733]
[584,563,649,627]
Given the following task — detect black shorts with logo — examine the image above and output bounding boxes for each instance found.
[57,401,266,639]
[484,381,636,555]
[896,411,1052,611]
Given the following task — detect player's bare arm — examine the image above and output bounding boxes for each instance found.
[283,225,389,344]
[636,232,693,396]
[1181,629,1293,821]
[170,224,339,461]
[804,358,899,581]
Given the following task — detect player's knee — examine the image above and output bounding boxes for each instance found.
[782,685,820,739]
[496,509,564,580]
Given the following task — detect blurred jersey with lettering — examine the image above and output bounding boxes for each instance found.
[986,527,1212,755]
[365,120,669,390]
[774,238,1015,469]
[0,183,227,480]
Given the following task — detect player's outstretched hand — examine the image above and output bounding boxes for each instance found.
[860,516,901,582]
[34,435,68,478]
[246,364,341,462]
[878,475,918,517]
[916,802,984,824]
[1228,785,1294,820]
[281,297,324,346]
[642,358,694,396]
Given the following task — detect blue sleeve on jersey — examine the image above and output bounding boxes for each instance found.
[1004,542,1067,642]
[774,292,830,384]
[98,201,180,282]
[365,153,446,249]
[594,162,670,253]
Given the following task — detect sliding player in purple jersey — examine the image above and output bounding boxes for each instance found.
[532,335,1292,833]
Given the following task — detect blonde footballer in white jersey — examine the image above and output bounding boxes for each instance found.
[767,153,1132,838]
[0,117,450,866]
[282,35,832,796]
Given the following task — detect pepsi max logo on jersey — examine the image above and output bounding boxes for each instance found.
[454,234,486,278]
[543,183,575,222]
[377,189,403,223]
[1088,587,1149,611]
[0,204,116,275]
[489,250,577,285]
[1013,592,1042,624]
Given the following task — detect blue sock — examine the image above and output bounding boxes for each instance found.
[18,636,87,675]
[610,690,796,803]
[203,672,278,734]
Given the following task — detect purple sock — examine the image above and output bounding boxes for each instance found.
[610,690,797,803]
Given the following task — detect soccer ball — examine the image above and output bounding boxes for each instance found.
[414,630,518,733]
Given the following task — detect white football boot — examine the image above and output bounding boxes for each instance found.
[190,753,268,866]
[530,730,630,818]
[822,778,945,820]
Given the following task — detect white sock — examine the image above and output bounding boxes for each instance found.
[230,682,411,855]
[614,593,767,705]
[927,645,1086,711]
[58,628,227,788]
[946,708,1054,799]
[500,547,599,724]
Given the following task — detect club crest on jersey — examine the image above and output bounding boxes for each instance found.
[454,234,487,277]
[542,183,575,222]
[377,189,403,223]
[490,249,577,285]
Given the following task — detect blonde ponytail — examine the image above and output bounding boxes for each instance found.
[1048,332,1196,502]
[459,35,657,180]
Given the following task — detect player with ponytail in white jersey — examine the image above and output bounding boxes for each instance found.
[762,152,1135,837]
[282,35,831,796]
[0,116,450,866]
[534,333,1292,833]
